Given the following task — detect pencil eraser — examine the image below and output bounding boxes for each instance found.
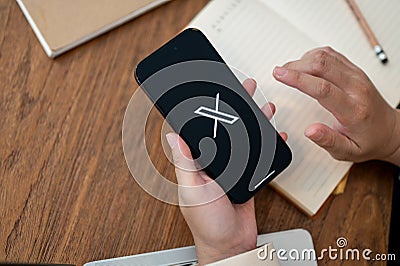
[378,52,388,64]
[375,45,388,65]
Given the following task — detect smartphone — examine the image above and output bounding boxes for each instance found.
[135,28,292,203]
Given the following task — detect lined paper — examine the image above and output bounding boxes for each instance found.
[260,0,400,107]
[188,0,400,215]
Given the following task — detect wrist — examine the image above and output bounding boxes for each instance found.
[382,109,400,166]
[195,240,257,265]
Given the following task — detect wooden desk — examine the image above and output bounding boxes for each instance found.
[0,0,394,265]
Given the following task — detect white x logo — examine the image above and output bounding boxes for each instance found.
[194,93,239,138]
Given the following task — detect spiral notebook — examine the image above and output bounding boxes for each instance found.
[188,0,400,216]
[16,0,170,58]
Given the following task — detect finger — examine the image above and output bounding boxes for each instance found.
[273,67,354,123]
[302,46,360,72]
[283,48,352,89]
[243,78,257,97]
[279,132,288,142]
[167,133,227,206]
[260,102,288,141]
[304,123,360,161]
[166,133,205,187]
[261,102,276,120]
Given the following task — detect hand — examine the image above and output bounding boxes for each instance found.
[166,79,287,265]
[273,47,400,165]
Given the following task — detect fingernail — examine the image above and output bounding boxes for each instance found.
[274,66,288,78]
[305,128,324,142]
[166,133,177,149]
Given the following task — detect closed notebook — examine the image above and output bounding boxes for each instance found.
[16,0,170,58]
[188,0,400,216]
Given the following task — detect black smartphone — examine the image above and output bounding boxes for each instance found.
[135,28,292,203]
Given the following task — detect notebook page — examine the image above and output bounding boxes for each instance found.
[189,0,352,216]
[260,0,400,107]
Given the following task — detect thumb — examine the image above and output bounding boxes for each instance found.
[166,133,203,186]
[305,123,358,161]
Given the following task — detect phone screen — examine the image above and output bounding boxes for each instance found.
[135,28,291,203]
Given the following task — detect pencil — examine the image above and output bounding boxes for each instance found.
[345,0,388,64]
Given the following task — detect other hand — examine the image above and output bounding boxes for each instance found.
[273,47,400,165]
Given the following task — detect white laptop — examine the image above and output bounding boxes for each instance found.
[84,229,317,266]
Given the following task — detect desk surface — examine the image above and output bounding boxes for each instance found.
[0,0,394,265]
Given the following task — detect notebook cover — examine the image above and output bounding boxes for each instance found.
[16,0,170,58]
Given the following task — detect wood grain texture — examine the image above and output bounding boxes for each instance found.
[0,0,394,265]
